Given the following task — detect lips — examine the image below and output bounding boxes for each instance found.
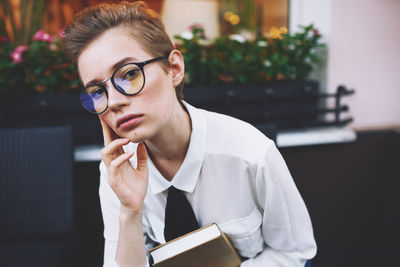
[116,114,144,130]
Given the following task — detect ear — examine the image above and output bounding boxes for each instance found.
[168,50,185,87]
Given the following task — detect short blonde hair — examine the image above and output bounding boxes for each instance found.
[63,1,183,100]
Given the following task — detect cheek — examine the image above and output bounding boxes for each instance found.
[145,72,175,105]
[146,67,173,93]
[99,114,117,133]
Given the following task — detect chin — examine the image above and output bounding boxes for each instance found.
[121,129,150,144]
[119,123,159,144]
[124,134,146,144]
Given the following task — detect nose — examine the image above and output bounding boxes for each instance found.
[106,80,130,111]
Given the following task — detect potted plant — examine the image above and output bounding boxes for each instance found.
[174,24,326,130]
[1,0,105,145]
[0,28,102,144]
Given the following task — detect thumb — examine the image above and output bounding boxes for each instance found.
[136,142,148,173]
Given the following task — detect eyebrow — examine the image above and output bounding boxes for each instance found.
[84,56,140,87]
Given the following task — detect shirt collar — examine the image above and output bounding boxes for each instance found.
[148,101,207,195]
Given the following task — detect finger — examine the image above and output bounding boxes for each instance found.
[99,116,120,146]
[101,138,130,166]
[109,151,134,170]
[136,143,148,173]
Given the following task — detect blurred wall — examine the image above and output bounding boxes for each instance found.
[327,0,400,129]
[289,0,331,92]
[41,0,163,35]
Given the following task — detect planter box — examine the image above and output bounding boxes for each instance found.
[183,80,321,130]
[0,91,102,145]
[0,80,330,145]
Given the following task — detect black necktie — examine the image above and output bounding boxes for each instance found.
[164,186,200,242]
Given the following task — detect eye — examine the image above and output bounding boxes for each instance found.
[122,67,140,80]
[86,86,105,97]
[92,87,105,95]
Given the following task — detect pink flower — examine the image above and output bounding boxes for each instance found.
[188,23,206,39]
[0,36,9,43]
[41,32,53,42]
[32,29,45,40]
[32,29,54,42]
[189,23,203,31]
[11,45,28,63]
[49,43,57,51]
[15,45,28,52]
[58,28,65,39]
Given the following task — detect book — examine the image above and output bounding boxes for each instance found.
[149,223,242,267]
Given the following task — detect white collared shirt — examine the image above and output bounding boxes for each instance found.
[100,102,317,267]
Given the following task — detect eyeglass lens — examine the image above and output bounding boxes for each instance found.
[80,63,144,114]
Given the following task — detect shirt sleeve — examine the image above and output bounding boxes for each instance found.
[241,143,317,267]
[99,160,152,267]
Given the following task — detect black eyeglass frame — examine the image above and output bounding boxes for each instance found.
[80,55,169,114]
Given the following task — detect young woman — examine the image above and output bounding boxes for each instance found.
[64,2,316,267]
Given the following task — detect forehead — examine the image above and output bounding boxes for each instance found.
[77,27,152,84]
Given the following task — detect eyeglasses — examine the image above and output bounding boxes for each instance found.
[80,55,168,114]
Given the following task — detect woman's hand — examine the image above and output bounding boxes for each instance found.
[99,117,149,216]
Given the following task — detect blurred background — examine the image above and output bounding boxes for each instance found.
[0,0,399,267]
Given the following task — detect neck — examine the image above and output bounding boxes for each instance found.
[145,101,192,165]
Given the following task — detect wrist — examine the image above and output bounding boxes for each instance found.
[119,205,143,223]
